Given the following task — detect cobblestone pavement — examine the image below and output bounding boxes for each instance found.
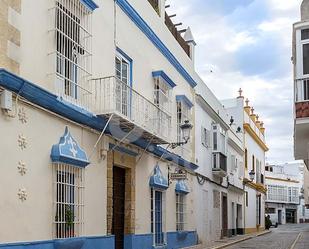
[225,224,309,249]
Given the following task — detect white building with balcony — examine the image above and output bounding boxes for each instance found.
[293,0,309,208]
[0,0,203,249]
[265,162,306,225]
[294,0,309,167]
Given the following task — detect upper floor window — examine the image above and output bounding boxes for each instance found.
[212,124,226,155]
[53,0,92,105]
[154,78,171,112]
[115,51,131,85]
[176,101,191,143]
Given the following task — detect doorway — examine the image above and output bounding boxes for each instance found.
[221,193,228,237]
[112,166,126,249]
[278,210,282,225]
[286,209,296,224]
[236,204,243,234]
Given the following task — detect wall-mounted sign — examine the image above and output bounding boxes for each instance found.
[169,169,187,181]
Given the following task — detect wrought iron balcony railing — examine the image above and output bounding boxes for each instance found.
[91,76,171,144]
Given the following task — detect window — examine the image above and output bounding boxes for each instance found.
[176,101,191,143]
[303,43,309,75]
[201,127,211,148]
[154,77,170,112]
[54,0,92,102]
[115,51,131,116]
[176,194,186,231]
[53,163,84,238]
[301,29,309,40]
[231,155,236,172]
[266,208,276,214]
[151,190,166,246]
[212,124,226,154]
[252,155,255,172]
[245,192,248,207]
[245,149,248,169]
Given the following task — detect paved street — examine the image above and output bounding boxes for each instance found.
[225,224,309,249]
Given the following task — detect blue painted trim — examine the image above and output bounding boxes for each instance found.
[109,143,138,157]
[175,180,190,195]
[152,71,176,88]
[0,235,114,249]
[0,69,198,171]
[115,0,197,88]
[176,95,194,109]
[80,0,99,11]
[149,164,169,190]
[124,231,197,249]
[51,126,90,167]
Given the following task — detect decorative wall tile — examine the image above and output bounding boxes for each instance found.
[17,188,27,201]
[18,107,28,124]
[18,134,27,149]
[17,160,27,175]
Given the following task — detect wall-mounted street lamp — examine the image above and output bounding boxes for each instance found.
[160,120,193,149]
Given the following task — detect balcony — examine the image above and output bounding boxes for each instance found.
[91,77,171,144]
[212,152,227,177]
[295,78,309,118]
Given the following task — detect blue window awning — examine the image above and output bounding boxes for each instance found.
[175,180,190,195]
[51,127,90,167]
[80,0,99,11]
[149,164,169,190]
[176,95,194,109]
[152,70,176,88]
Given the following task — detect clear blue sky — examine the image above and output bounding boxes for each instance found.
[169,0,302,163]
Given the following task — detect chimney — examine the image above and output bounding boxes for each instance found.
[301,0,309,21]
[184,27,196,64]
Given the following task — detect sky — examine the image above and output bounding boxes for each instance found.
[168,0,302,164]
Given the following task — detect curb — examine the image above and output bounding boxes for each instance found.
[209,230,272,249]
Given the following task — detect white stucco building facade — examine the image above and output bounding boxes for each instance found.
[222,93,268,234]
[265,161,309,225]
[0,0,202,249]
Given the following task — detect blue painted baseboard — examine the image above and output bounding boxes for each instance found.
[124,231,197,249]
[0,236,114,249]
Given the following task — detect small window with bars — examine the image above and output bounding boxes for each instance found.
[151,189,166,246]
[176,194,186,231]
[53,163,85,238]
[51,0,92,107]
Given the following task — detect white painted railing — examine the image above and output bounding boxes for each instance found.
[91,76,171,142]
[295,78,309,102]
